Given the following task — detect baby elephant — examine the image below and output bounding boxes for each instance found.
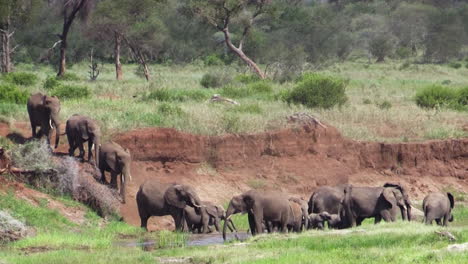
[99,141,132,203]
[423,192,454,226]
[308,212,331,230]
[326,213,342,229]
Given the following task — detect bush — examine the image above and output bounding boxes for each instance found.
[248,81,273,94]
[220,85,253,98]
[283,73,348,109]
[51,84,91,100]
[57,72,80,81]
[11,140,55,172]
[363,98,372,104]
[200,72,232,88]
[377,100,392,110]
[415,85,457,109]
[43,76,61,90]
[0,84,29,104]
[234,74,260,84]
[203,54,224,66]
[456,86,468,109]
[448,62,462,69]
[2,72,38,86]
[221,113,241,133]
[157,103,185,117]
[395,47,412,59]
[228,103,263,114]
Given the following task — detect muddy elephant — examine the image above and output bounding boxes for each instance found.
[184,201,236,233]
[65,114,100,167]
[136,181,205,231]
[27,93,61,148]
[289,197,309,231]
[99,141,132,203]
[223,190,290,240]
[423,192,454,226]
[343,183,412,227]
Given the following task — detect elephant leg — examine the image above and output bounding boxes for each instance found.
[248,213,256,236]
[228,219,236,232]
[443,214,450,226]
[100,168,106,184]
[110,171,118,189]
[374,215,382,224]
[436,218,442,226]
[356,217,364,226]
[381,211,392,222]
[68,139,76,157]
[120,173,126,204]
[87,140,93,163]
[252,207,264,235]
[140,215,149,230]
[214,218,221,232]
[78,141,85,161]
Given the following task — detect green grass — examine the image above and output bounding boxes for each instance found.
[1,61,467,142]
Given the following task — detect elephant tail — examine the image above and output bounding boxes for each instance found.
[308,192,316,214]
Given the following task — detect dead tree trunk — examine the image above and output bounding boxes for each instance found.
[114,31,123,80]
[0,17,13,73]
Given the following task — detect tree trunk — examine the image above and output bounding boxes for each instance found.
[57,37,67,77]
[222,29,265,79]
[0,16,12,73]
[114,32,123,80]
[123,36,150,81]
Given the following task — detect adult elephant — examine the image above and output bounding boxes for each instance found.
[343,183,412,227]
[422,192,454,226]
[136,181,205,231]
[223,190,290,240]
[184,201,236,233]
[66,114,100,167]
[289,197,309,231]
[27,93,61,148]
[308,185,347,215]
[99,141,132,203]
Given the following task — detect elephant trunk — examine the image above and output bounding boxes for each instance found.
[343,184,355,227]
[406,203,412,221]
[94,137,100,168]
[51,114,60,149]
[223,203,236,241]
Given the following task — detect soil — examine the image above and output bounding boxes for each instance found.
[1,121,467,231]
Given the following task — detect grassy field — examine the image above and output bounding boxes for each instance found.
[1,190,467,264]
[0,61,467,142]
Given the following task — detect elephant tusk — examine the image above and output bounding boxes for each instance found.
[49,119,53,129]
[226,215,232,220]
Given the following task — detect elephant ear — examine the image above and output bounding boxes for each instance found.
[447,192,455,209]
[164,185,187,209]
[205,205,218,218]
[381,188,395,208]
[243,194,255,208]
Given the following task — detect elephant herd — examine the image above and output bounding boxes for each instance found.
[26,93,131,202]
[26,92,456,239]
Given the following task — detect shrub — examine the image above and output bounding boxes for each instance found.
[11,140,55,172]
[200,72,231,88]
[51,84,91,100]
[222,113,241,133]
[395,47,412,59]
[144,88,210,102]
[441,80,451,85]
[57,72,80,81]
[43,76,61,90]
[283,73,348,109]
[220,85,253,98]
[2,72,38,86]
[157,103,185,117]
[448,62,462,69]
[228,103,263,114]
[0,210,29,242]
[455,86,468,109]
[363,98,372,104]
[203,54,224,66]
[377,100,392,110]
[399,62,411,70]
[0,84,29,104]
[248,81,273,94]
[234,74,260,84]
[415,85,457,109]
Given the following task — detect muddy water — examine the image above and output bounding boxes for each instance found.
[114,232,250,251]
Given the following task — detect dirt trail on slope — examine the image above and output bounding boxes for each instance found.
[1,121,467,231]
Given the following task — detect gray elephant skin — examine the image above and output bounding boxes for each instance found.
[99,141,132,203]
[223,190,290,240]
[27,93,61,148]
[343,183,412,227]
[308,185,347,215]
[184,201,236,233]
[66,114,100,167]
[423,192,454,226]
[136,181,205,231]
[308,212,331,230]
[289,197,309,231]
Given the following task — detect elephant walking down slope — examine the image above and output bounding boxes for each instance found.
[99,141,132,203]
[66,114,101,167]
[136,181,206,231]
[423,192,454,226]
[223,190,290,240]
[27,93,61,149]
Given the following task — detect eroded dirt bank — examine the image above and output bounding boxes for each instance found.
[114,124,468,230]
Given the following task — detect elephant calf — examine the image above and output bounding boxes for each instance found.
[423,192,454,226]
[308,212,330,230]
[99,141,132,203]
[184,201,236,233]
[66,114,101,167]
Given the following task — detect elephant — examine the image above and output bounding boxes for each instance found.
[223,190,290,240]
[326,213,342,229]
[343,183,412,227]
[184,201,236,233]
[27,93,61,149]
[136,181,205,231]
[422,192,454,226]
[289,197,309,231]
[287,199,303,232]
[66,114,100,167]
[99,141,132,203]
[308,212,330,230]
[308,185,347,215]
